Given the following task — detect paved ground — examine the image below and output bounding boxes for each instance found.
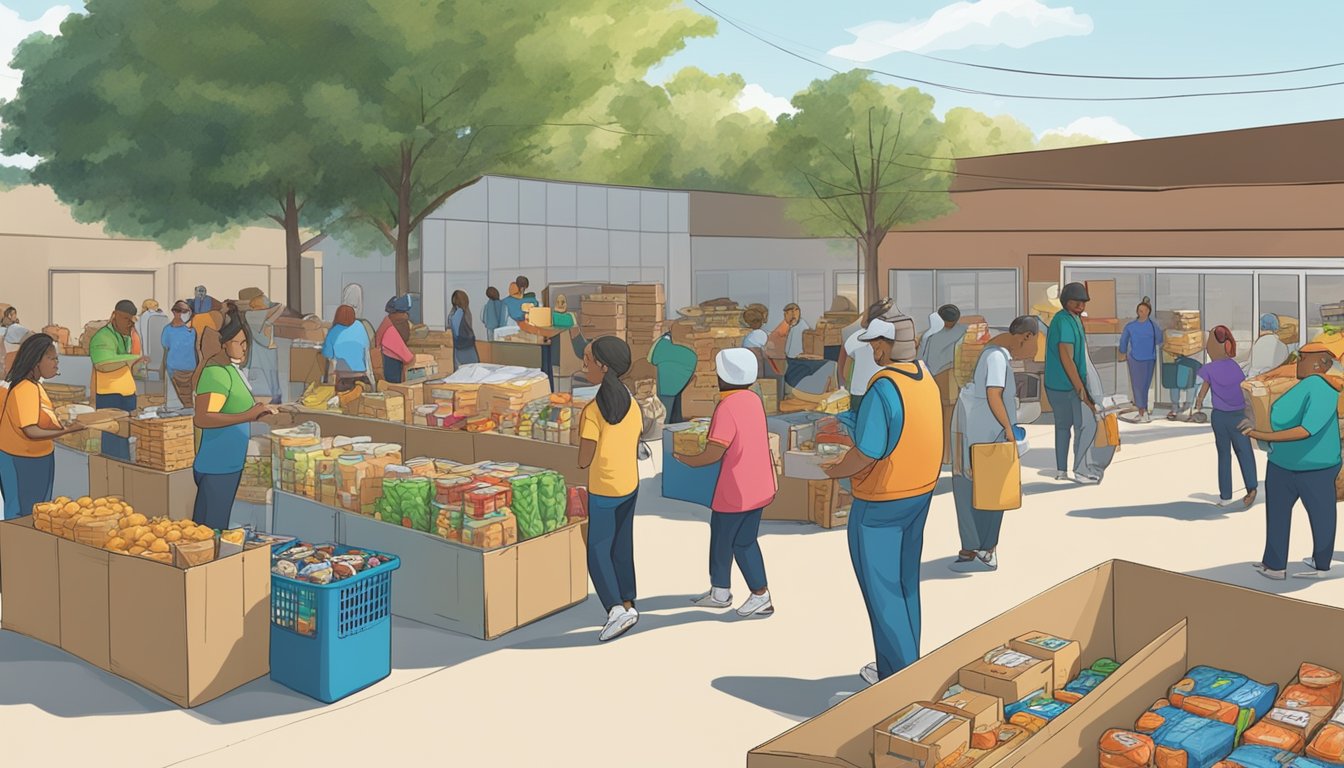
[2,417,1342,767]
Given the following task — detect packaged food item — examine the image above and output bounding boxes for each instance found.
[958,646,1055,703]
[1179,695,1243,726]
[873,703,972,768]
[1212,744,1300,768]
[1241,717,1307,753]
[1136,706,1237,768]
[1308,719,1344,764]
[1171,666,1279,726]
[935,689,1003,732]
[1099,729,1156,768]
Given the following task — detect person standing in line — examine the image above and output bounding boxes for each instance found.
[481,286,509,342]
[192,312,277,530]
[920,304,963,467]
[577,337,644,642]
[244,291,286,404]
[839,298,895,416]
[675,348,778,618]
[1247,314,1291,377]
[2,306,31,377]
[949,317,1039,573]
[1043,282,1099,484]
[503,277,538,324]
[823,315,942,686]
[161,301,199,409]
[376,295,415,384]
[138,299,170,385]
[0,334,88,519]
[1163,351,1203,421]
[919,311,942,351]
[1118,297,1160,423]
[189,285,220,318]
[90,300,148,462]
[342,283,378,348]
[742,305,770,350]
[1241,343,1340,580]
[1194,326,1259,509]
[649,321,697,424]
[449,290,480,367]
[323,305,374,392]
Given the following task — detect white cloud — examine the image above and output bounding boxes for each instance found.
[735,83,797,119]
[2,2,78,167]
[829,0,1093,61]
[1042,116,1142,143]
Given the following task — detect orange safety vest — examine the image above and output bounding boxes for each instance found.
[852,362,944,502]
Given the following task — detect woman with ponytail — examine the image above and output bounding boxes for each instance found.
[0,334,87,519]
[1194,325,1258,508]
[577,336,644,642]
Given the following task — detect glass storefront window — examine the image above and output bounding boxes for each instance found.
[1258,274,1301,346]
[1203,274,1253,365]
[891,269,934,336]
[891,269,1019,333]
[1307,274,1344,338]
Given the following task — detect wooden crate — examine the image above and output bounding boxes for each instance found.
[129,415,196,472]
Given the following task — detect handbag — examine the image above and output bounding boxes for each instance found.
[970,441,1022,511]
[1095,412,1121,448]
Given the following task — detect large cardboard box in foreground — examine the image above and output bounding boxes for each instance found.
[0,517,270,708]
[90,455,196,520]
[748,560,1344,768]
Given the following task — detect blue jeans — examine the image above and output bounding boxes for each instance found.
[1126,357,1155,411]
[587,490,639,611]
[382,354,404,384]
[709,509,767,592]
[849,493,932,681]
[1045,388,1085,473]
[97,392,136,461]
[950,476,1003,551]
[1212,409,1258,501]
[0,451,55,520]
[193,470,242,530]
[1264,462,1338,572]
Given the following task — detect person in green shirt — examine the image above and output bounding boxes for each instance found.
[650,321,698,424]
[1043,282,1098,483]
[1241,343,1342,581]
[192,312,277,530]
[89,300,149,462]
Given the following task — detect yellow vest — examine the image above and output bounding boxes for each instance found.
[852,363,944,502]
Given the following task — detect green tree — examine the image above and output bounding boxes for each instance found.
[0,165,29,190]
[315,0,714,293]
[0,1,364,311]
[943,108,1037,157]
[772,72,955,306]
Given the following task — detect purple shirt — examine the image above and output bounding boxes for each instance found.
[1196,358,1247,412]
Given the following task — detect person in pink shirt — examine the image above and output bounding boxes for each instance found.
[673,348,778,618]
[375,295,415,383]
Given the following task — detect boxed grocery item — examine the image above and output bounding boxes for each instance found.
[1260,663,1343,741]
[129,413,195,472]
[461,511,519,549]
[1135,704,1238,768]
[808,479,851,529]
[873,702,972,768]
[0,515,270,708]
[1242,375,1298,433]
[1009,632,1082,691]
[379,381,426,425]
[936,688,1004,732]
[960,646,1056,704]
[1276,315,1301,345]
[1164,329,1204,356]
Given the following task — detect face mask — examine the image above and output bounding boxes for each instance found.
[181,311,192,322]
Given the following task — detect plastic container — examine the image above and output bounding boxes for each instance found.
[270,543,401,703]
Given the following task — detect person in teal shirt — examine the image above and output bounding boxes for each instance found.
[192,312,277,530]
[1242,343,1341,580]
[1043,282,1098,483]
[650,322,697,424]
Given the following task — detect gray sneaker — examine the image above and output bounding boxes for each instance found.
[692,589,733,608]
[1295,558,1331,579]
[598,606,637,642]
[860,663,879,687]
[1253,563,1287,581]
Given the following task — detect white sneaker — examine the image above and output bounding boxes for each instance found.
[949,555,995,573]
[1253,563,1287,581]
[978,550,999,570]
[598,606,637,642]
[693,588,733,608]
[736,591,774,618]
[860,663,879,687]
[1051,470,1070,481]
[1216,497,1242,508]
[1296,557,1331,579]
[1074,473,1101,485]
[1142,413,1152,424]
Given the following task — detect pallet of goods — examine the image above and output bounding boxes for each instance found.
[684,322,749,419]
[129,413,195,472]
[626,283,666,362]
[581,291,628,341]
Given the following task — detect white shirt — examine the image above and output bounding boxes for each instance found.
[844,329,881,396]
[785,319,810,359]
[743,329,768,349]
[979,345,1011,390]
[1246,334,1289,378]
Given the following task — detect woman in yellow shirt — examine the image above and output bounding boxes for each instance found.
[577,336,644,643]
[0,334,87,519]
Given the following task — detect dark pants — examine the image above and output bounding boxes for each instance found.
[849,493,932,681]
[96,392,136,461]
[1126,357,1155,411]
[193,470,243,530]
[540,343,555,390]
[1264,462,1338,572]
[1212,409,1258,501]
[823,344,842,363]
[382,354,404,384]
[0,451,55,520]
[709,509,767,592]
[658,392,685,424]
[334,373,371,393]
[951,476,1003,551]
[1045,388,1085,473]
[587,490,638,611]
[454,346,480,368]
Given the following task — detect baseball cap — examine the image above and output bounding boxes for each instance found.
[716,348,758,386]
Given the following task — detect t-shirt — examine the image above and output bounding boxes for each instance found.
[743,329,768,349]
[579,398,642,497]
[979,345,1011,390]
[921,327,962,377]
[1044,311,1087,392]
[785,320,810,359]
[0,379,58,458]
[707,390,778,513]
[194,364,254,474]
[3,323,29,345]
[1196,358,1246,412]
[89,325,138,396]
[844,329,881,396]
[190,312,220,341]
[855,376,906,461]
[161,324,198,372]
[1119,319,1160,362]
[650,336,697,397]
[322,323,370,374]
[1268,375,1343,472]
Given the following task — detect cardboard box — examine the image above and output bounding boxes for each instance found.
[1084,280,1117,319]
[960,646,1055,704]
[289,344,326,383]
[874,702,972,768]
[1010,632,1083,692]
[936,689,1005,732]
[0,517,270,708]
[1163,329,1203,355]
[1242,376,1296,432]
[90,455,196,520]
[380,381,427,425]
[582,301,626,318]
[807,479,851,529]
[626,283,666,303]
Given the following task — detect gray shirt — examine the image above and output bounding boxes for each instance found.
[921,326,962,377]
[785,319,810,358]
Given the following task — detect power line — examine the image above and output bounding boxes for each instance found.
[692,1,1344,102]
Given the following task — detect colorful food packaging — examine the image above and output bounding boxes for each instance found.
[1136,706,1237,768]
[1099,729,1155,768]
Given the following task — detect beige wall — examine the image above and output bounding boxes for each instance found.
[0,186,301,329]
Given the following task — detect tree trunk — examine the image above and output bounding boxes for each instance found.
[394,146,414,296]
[863,233,884,308]
[283,188,305,313]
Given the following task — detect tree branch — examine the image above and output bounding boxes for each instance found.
[299,233,327,252]
[411,176,484,231]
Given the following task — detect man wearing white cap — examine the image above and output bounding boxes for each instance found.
[825,314,943,686]
[674,347,778,618]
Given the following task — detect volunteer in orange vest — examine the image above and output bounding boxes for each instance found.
[0,334,87,519]
[824,314,943,686]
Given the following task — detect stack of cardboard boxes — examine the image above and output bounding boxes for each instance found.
[129,414,195,472]
[684,326,750,419]
[955,318,991,385]
[1163,310,1203,356]
[353,392,405,423]
[581,290,628,342]
[626,283,666,362]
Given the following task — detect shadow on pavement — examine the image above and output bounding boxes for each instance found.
[921,555,976,581]
[507,596,739,651]
[1184,561,1344,595]
[1068,500,1241,522]
[711,674,857,721]
[0,631,179,718]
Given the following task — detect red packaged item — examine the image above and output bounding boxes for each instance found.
[473,476,514,507]
[465,487,508,519]
[567,487,589,519]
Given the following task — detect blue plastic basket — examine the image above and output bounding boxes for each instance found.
[269,544,401,703]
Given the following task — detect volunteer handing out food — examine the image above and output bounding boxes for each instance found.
[0,334,87,519]
[192,311,278,530]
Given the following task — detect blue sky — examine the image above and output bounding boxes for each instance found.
[4,0,1344,165]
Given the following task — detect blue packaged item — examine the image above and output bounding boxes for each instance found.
[1292,757,1344,768]
[1064,669,1108,697]
[1218,745,1301,768]
[1171,666,1280,723]
[1005,689,1071,721]
[1140,706,1237,768]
